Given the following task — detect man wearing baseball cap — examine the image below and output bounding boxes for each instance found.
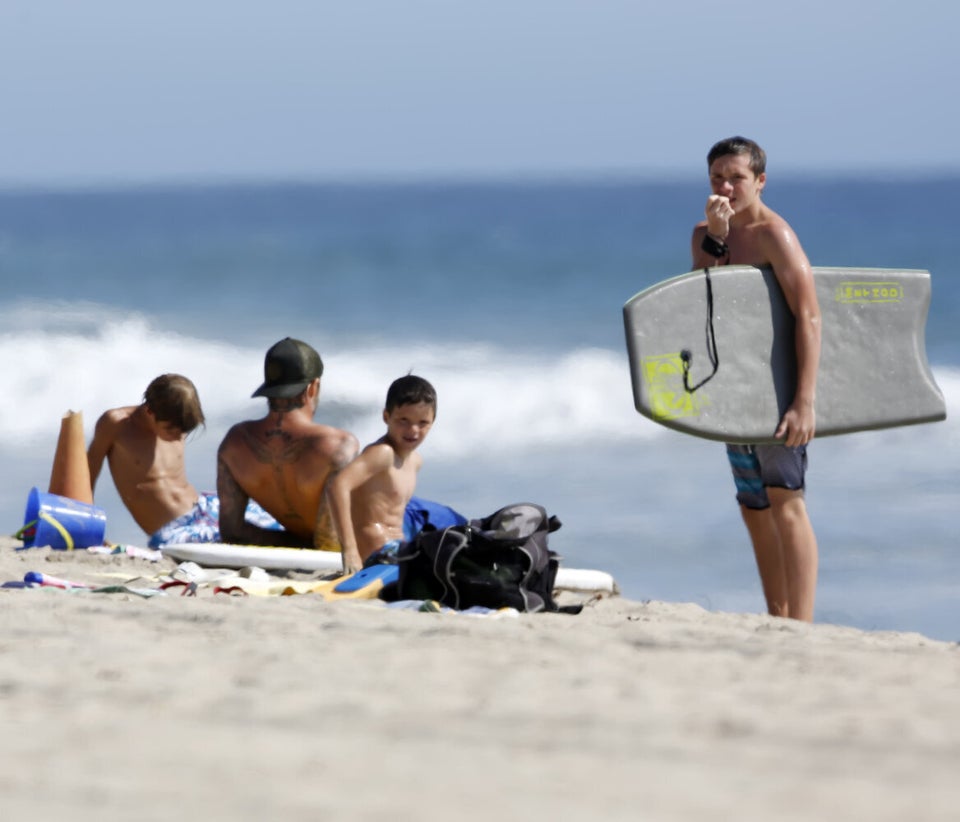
[217,338,359,549]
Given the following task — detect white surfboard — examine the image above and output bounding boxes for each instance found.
[623,265,946,443]
[160,542,618,595]
[162,542,342,572]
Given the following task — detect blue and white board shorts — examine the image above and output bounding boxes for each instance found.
[148,492,282,548]
[726,444,808,510]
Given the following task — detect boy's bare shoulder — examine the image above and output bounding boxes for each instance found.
[96,405,138,431]
[753,205,797,240]
[753,208,807,268]
[357,438,396,465]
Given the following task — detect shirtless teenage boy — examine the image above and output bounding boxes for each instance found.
[328,375,436,573]
[691,136,822,622]
[217,337,359,549]
[87,374,206,543]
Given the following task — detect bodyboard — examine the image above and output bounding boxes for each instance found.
[623,265,946,443]
[332,563,398,593]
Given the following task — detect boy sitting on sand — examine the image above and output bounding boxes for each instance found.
[88,374,277,547]
[328,375,437,574]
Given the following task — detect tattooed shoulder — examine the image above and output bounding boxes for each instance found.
[330,434,358,470]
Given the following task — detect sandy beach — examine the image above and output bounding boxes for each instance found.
[2,536,959,822]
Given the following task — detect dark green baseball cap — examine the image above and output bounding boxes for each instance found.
[252,338,324,398]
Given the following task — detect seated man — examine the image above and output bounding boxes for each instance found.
[87,373,279,548]
[217,338,359,549]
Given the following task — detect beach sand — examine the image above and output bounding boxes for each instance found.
[2,536,959,821]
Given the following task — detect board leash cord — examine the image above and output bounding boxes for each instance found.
[681,267,719,393]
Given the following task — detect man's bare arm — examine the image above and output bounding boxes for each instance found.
[313,433,359,553]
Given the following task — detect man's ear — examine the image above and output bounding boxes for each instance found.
[382,408,389,424]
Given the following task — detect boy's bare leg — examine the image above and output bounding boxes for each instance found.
[767,487,818,622]
[740,506,789,618]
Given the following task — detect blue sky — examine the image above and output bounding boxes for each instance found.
[1,0,957,186]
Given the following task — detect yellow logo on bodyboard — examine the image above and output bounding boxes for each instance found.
[835,281,903,303]
[641,353,709,420]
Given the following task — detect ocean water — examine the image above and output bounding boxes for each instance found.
[1,178,957,639]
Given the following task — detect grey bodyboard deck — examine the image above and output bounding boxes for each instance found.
[623,266,946,443]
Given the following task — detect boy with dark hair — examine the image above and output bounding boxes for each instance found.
[385,373,437,413]
[328,375,437,573]
[691,136,822,622]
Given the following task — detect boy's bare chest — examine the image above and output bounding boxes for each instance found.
[727,226,769,268]
[377,460,417,501]
[112,433,183,478]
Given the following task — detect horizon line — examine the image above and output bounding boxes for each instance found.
[3,164,959,195]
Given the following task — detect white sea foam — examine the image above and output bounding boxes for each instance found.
[4,301,957,461]
[0,302,663,454]
[6,304,960,455]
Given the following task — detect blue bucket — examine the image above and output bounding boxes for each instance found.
[19,487,107,550]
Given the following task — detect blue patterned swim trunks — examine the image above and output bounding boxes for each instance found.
[726,443,808,510]
[148,492,283,548]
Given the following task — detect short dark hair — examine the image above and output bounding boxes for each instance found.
[144,374,205,432]
[385,375,437,415]
[707,136,766,176]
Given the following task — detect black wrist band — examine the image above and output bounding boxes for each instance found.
[701,233,729,259]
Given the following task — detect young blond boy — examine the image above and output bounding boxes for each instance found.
[87,374,207,544]
[328,375,436,573]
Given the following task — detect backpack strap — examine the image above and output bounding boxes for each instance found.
[430,525,472,611]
